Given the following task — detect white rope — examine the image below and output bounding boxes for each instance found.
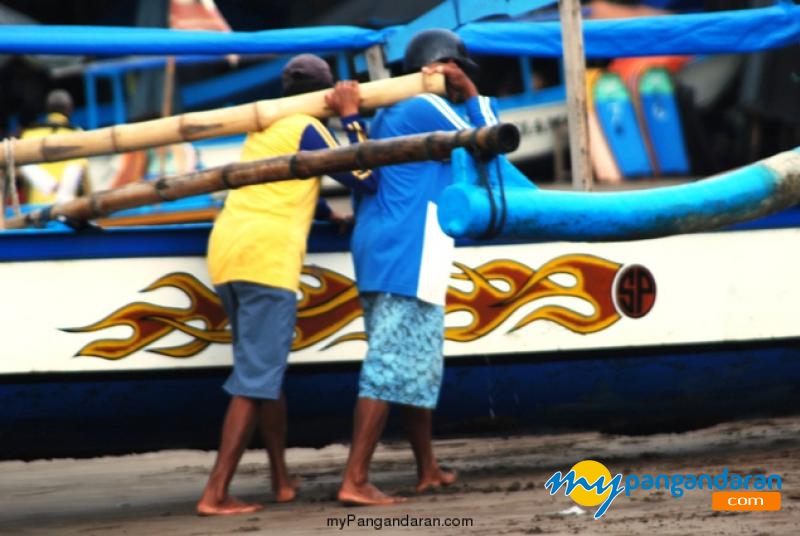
[4,137,21,217]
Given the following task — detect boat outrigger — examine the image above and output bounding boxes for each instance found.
[1,1,799,459]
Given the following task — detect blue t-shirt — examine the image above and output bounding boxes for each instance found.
[351,93,499,305]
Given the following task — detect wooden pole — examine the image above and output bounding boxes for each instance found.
[3,137,21,218]
[5,123,519,230]
[0,169,6,230]
[365,44,391,81]
[559,0,593,191]
[0,71,446,168]
[158,56,177,177]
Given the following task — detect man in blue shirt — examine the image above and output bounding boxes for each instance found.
[339,29,500,506]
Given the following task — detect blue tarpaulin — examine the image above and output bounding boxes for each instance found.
[459,3,800,57]
[0,4,797,57]
[0,25,385,55]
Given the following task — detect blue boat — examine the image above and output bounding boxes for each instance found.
[1,1,800,459]
[3,192,800,458]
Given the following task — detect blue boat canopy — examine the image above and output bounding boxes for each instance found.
[0,25,387,56]
[459,3,800,58]
[0,3,797,57]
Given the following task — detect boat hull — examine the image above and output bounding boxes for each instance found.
[2,209,799,458]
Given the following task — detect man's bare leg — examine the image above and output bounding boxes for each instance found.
[260,393,297,502]
[403,406,457,493]
[197,396,264,516]
[338,397,405,505]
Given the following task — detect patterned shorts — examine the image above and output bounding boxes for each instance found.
[358,292,444,409]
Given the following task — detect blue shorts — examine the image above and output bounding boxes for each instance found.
[358,293,444,409]
[215,281,296,400]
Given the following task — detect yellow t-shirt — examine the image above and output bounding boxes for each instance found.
[20,113,90,204]
[207,114,335,292]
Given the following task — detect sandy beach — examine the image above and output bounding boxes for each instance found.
[2,415,798,535]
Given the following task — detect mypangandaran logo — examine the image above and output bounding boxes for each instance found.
[545,460,782,519]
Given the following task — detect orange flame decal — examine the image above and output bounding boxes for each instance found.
[446,255,622,341]
[294,265,364,350]
[63,272,230,360]
[67,255,628,360]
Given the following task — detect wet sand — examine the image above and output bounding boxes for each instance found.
[2,416,798,535]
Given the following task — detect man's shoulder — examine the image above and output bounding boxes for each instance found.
[20,125,52,140]
[375,94,458,135]
[21,118,81,139]
[248,114,321,145]
[269,113,322,132]
[398,93,455,114]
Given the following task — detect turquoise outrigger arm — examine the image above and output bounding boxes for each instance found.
[438,147,800,242]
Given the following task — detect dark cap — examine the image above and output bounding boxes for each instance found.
[281,54,334,96]
[403,28,477,75]
[45,89,74,116]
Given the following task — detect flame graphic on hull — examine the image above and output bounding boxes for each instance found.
[295,266,364,349]
[446,255,622,341]
[63,272,230,359]
[66,255,634,360]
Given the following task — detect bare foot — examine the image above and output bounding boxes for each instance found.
[196,496,264,516]
[416,467,457,493]
[274,475,300,503]
[338,482,407,506]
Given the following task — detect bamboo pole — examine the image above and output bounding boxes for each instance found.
[559,0,593,191]
[5,123,519,230]
[0,71,445,167]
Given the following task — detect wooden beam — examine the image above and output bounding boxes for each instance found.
[6,123,520,230]
[559,0,593,191]
[364,44,391,80]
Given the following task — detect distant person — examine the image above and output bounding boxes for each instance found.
[640,0,704,11]
[197,54,376,517]
[589,0,732,18]
[588,1,670,18]
[339,29,499,506]
[109,111,200,188]
[110,141,199,188]
[19,90,91,204]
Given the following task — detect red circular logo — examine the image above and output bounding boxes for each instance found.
[615,265,656,319]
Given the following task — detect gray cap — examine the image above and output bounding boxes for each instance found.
[281,54,334,96]
[45,89,74,116]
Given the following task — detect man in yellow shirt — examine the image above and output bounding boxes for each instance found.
[198,54,375,516]
[19,90,91,204]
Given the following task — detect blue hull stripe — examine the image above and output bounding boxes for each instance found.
[2,338,798,459]
[3,207,800,263]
